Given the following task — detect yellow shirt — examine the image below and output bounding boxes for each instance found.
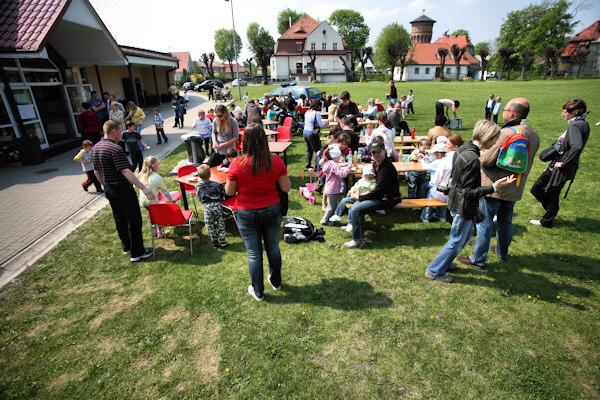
[129,108,146,126]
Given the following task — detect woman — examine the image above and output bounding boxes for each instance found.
[303,99,329,169]
[426,120,515,283]
[126,101,145,135]
[225,124,291,301]
[371,114,395,159]
[363,98,378,120]
[172,93,185,128]
[208,104,239,167]
[530,98,590,228]
[109,102,125,131]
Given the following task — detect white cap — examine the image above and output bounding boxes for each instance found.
[431,143,447,153]
[436,136,448,144]
[328,144,342,158]
[362,164,374,176]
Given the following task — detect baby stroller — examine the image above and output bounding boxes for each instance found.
[215,90,223,102]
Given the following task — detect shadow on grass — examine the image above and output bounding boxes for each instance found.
[269,277,393,310]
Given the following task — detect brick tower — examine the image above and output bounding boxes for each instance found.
[410,14,436,44]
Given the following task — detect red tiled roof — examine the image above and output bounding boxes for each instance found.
[279,14,320,40]
[171,51,191,72]
[0,0,71,51]
[408,43,479,65]
[433,35,473,48]
[223,63,246,73]
[561,20,600,57]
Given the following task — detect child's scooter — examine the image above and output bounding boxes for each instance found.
[299,168,317,204]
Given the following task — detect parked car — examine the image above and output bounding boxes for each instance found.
[231,79,247,86]
[195,79,224,91]
[258,85,322,104]
[182,82,197,90]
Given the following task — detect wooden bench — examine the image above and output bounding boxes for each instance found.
[347,198,447,210]
[395,145,416,151]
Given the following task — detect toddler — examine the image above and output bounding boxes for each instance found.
[386,101,394,116]
[192,110,213,156]
[137,156,175,238]
[122,121,149,172]
[320,144,352,225]
[406,139,431,198]
[363,122,377,145]
[196,164,229,248]
[329,164,376,227]
[400,95,407,118]
[492,96,502,124]
[153,108,168,145]
[219,148,238,169]
[73,139,103,193]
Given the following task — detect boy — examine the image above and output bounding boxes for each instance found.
[122,121,149,172]
[219,148,238,169]
[153,108,168,145]
[407,139,431,198]
[73,139,103,193]
[492,96,502,124]
[192,110,213,157]
[484,93,496,120]
[196,164,229,249]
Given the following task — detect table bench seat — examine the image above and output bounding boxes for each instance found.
[346,198,447,209]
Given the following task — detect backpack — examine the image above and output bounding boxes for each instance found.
[283,217,325,243]
[496,126,529,185]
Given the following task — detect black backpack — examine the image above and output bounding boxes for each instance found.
[283,217,325,243]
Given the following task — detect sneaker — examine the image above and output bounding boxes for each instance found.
[220,240,230,248]
[341,224,353,233]
[83,185,89,192]
[493,215,498,223]
[123,249,131,255]
[530,219,542,226]
[425,272,453,283]
[248,285,264,301]
[329,214,342,222]
[375,209,386,214]
[421,219,430,223]
[343,239,365,249]
[267,275,281,291]
[211,241,219,249]
[130,249,153,262]
[438,218,446,223]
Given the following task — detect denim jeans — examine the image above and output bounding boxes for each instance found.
[426,211,473,277]
[236,203,282,298]
[334,196,355,217]
[407,171,427,199]
[104,183,145,257]
[470,197,515,265]
[347,198,382,242]
[421,186,448,221]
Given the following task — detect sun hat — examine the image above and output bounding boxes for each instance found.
[436,136,448,144]
[362,164,374,176]
[431,143,447,153]
[328,144,342,158]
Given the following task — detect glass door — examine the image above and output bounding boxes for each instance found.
[12,88,48,148]
[64,84,92,139]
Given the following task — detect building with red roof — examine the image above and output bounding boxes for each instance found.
[271,14,351,83]
[559,20,600,77]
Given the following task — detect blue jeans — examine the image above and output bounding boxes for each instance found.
[426,211,473,277]
[348,198,382,242]
[236,203,282,298]
[421,186,448,221]
[469,197,515,265]
[334,196,355,217]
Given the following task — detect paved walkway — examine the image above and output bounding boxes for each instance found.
[0,92,232,289]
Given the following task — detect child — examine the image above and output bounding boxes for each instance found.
[192,110,213,156]
[363,122,377,145]
[492,96,502,123]
[400,95,407,118]
[73,139,103,193]
[219,148,238,168]
[329,164,376,226]
[320,144,352,225]
[386,101,394,116]
[266,104,279,130]
[153,108,168,145]
[406,139,431,198]
[183,90,189,107]
[137,156,175,238]
[196,164,229,248]
[235,110,246,128]
[122,121,149,172]
[484,93,495,120]
[242,91,249,109]
[406,89,414,114]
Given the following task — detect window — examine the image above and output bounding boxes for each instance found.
[333,43,338,50]
[425,67,430,74]
[435,54,439,60]
[450,55,454,60]
[311,42,315,50]
[322,43,327,50]
[593,61,597,67]
[415,68,420,74]
[447,68,451,74]
[296,44,302,52]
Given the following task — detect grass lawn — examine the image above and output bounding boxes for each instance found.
[1,79,599,399]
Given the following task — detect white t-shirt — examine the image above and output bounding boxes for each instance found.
[438,99,454,107]
[193,117,212,138]
[431,151,455,187]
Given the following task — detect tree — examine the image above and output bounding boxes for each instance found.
[450,44,467,81]
[520,49,535,79]
[246,22,275,83]
[328,9,370,52]
[373,23,412,78]
[450,29,470,41]
[244,58,254,82]
[277,8,304,35]
[498,46,515,80]
[358,46,373,81]
[477,45,490,81]
[307,51,318,82]
[214,28,243,80]
[438,47,449,81]
[575,46,590,78]
[543,45,559,79]
[255,46,273,85]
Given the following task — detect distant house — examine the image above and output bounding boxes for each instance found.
[197,61,246,80]
[559,20,600,77]
[171,52,195,82]
[270,14,351,83]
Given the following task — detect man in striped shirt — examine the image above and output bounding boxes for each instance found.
[92,120,155,262]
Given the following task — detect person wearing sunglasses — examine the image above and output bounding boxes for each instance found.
[208,104,239,167]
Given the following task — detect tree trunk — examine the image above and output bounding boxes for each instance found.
[455,64,460,81]
[229,64,235,80]
[262,67,268,85]
[576,63,582,78]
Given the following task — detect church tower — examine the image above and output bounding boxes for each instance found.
[410,14,436,44]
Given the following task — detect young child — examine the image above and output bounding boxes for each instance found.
[219,148,238,169]
[406,139,431,198]
[73,139,103,193]
[196,164,229,249]
[492,96,502,123]
[363,122,377,145]
[484,93,496,120]
[320,144,352,225]
[235,110,246,128]
[137,156,175,238]
[329,164,376,227]
[400,95,407,118]
[386,101,394,116]
[122,121,149,172]
[266,103,279,130]
[242,91,249,109]
[192,110,213,157]
[153,108,168,145]
[183,90,189,107]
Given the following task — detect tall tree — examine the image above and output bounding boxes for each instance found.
[214,28,243,80]
[358,46,373,81]
[450,44,467,81]
[244,58,254,82]
[307,51,318,82]
[543,45,559,79]
[277,8,304,35]
[200,53,214,79]
[373,23,412,79]
[246,22,275,83]
[520,49,535,79]
[450,29,470,41]
[575,46,590,78]
[438,47,449,81]
[256,46,273,85]
[498,46,515,80]
[477,45,490,81]
[328,9,370,54]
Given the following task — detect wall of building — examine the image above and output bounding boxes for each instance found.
[84,65,173,99]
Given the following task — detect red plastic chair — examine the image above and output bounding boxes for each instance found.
[220,196,238,224]
[376,103,385,113]
[177,164,199,213]
[235,131,244,151]
[297,105,308,114]
[275,125,291,142]
[158,191,182,203]
[148,203,195,255]
[282,116,293,129]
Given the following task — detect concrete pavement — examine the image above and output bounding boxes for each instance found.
[0,91,234,289]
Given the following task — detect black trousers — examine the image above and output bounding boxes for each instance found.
[530,168,565,228]
[303,132,321,168]
[104,183,145,257]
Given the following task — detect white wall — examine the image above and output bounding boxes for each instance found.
[305,22,344,53]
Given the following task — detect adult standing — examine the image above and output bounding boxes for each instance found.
[342,140,401,248]
[530,98,589,228]
[109,95,125,112]
[126,101,145,135]
[303,100,329,168]
[335,91,360,133]
[225,123,291,301]
[458,98,540,269]
[109,102,126,131]
[92,120,154,262]
[168,84,178,98]
[77,102,103,144]
[426,120,516,283]
[89,91,106,122]
[208,104,239,167]
[387,80,398,105]
[284,91,297,112]
[435,99,460,119]
[172,93,185,128]
[207,83,214,101]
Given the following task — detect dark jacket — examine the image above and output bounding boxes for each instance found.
[547,117,590,187]
[448,142,495,220]
[335,101,360,132]
[284,95,297,111]
[196,179,225,204]
[359,157,401,209]
[245,103,262,125]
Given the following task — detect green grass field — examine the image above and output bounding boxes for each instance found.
[1,79,599,399]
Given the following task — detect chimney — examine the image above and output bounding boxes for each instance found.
[285,18,291,31]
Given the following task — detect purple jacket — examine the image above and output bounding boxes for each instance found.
[322,160,351,195]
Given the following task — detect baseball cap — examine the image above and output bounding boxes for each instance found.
[370,140,385,153]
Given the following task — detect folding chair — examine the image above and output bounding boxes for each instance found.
[148,203,195,255]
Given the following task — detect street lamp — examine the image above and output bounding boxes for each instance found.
[225,0,242,101]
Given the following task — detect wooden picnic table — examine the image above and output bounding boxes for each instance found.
[349,161,426,176]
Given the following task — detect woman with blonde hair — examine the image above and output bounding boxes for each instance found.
[425,120,516,283]
[109,102,125,131]
[225,123,291,301]
[364,98,378,120]
[208,104,239,167]
[126,101,145,135]
[137,156,175,237]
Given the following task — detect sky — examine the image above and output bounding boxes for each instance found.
[89,0,600,63]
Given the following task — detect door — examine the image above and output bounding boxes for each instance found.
[12,87,48,148]
[64,84,93,138]
[31,85,76,146]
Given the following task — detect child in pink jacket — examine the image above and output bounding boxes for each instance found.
[320,144,352,225]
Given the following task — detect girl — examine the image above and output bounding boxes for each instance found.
[137,156,176,238]
[242,91,249,109]
[400,95,407,118]
[320,144,352,225]
[192,110,213,157]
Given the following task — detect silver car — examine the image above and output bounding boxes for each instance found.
[232,79,247,86]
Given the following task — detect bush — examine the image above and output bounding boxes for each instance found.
[312,79,320,83]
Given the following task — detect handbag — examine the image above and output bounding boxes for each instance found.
[538,142,560,162]
[312,112,320,137]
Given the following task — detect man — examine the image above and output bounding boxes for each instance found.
[168,84,178,98]
[245,100,262,125]
[89,91,107,123]
[435,99,459,119]
[388,102,404,135]
[92,120,155,262]
[428,115,451,145]
[283,91,297,112]
[207,83,214,101]
[342,140,401,248]
[335,91,360,133]
[458,98,540,268]
[339,117,359,153]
